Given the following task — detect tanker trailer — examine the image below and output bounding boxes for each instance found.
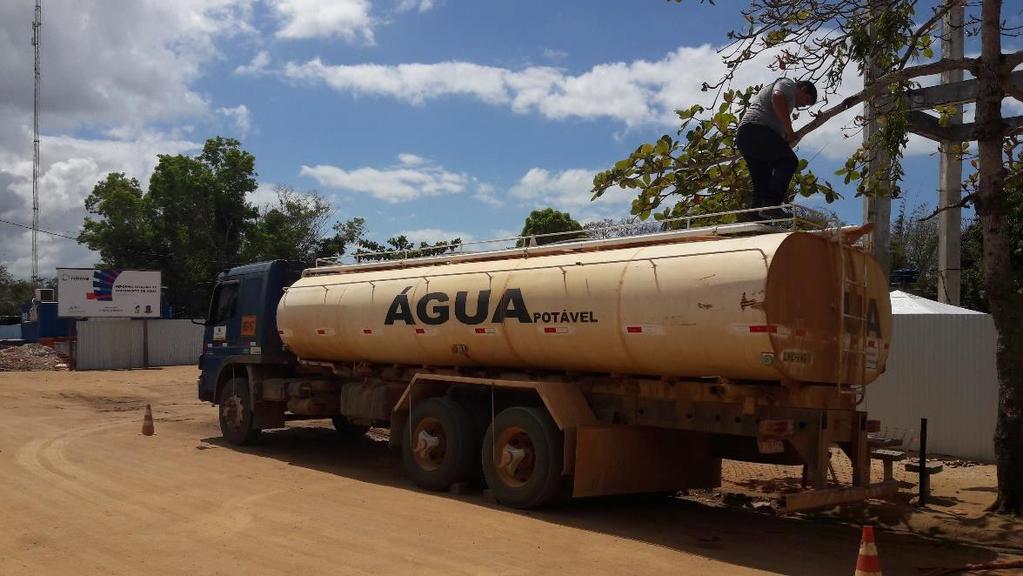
[197,226,898,512]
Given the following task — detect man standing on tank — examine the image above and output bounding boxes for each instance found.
[735,78,817,221]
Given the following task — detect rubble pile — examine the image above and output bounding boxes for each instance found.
[0,344,69,372]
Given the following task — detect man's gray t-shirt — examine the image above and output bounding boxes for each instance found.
[738,78,796,138]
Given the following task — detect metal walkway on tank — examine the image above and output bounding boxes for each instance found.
[309,203,838,275]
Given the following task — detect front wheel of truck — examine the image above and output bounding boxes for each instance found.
[219,377,261,445]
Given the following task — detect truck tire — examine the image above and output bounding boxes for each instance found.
[482,406,564,509]
[401,397,477,491]
[332,416,369,440]
[219,377,261,445]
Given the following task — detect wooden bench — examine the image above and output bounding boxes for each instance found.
[905,459,944,475]
[871,449,906,481]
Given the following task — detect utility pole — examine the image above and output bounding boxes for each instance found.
[937,2,964,305]
[863,0,892,277]
[31,0,42,286]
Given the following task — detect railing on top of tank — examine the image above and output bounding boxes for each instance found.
[313,202,838,268]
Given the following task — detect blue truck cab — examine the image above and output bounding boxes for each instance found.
[197,261,302,406]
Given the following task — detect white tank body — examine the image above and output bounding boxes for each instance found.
[277,232,891,385]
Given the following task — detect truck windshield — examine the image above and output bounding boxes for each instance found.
[210,281,239,325]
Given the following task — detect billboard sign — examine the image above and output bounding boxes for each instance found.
[57,269,161,318]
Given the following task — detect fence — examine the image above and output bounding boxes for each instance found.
[75,319,204,370]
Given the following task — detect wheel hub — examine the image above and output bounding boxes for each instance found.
[494,427,535,487]
[222,395,245,431]
[412,417,446,471]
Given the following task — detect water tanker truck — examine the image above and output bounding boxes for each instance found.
[197,222,897,512]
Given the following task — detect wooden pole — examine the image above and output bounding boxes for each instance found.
[919,417,929,506]
[938,2,964,305]
[863,0,892,277]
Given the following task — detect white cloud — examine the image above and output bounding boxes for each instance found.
[474,183,502,207]
[0,132,200,277]
[396,0,434,13]
[542,48,569,62]
[284,42,991,161]
[398,153,425,166]
[398,228,473,244]
[299,154,494,204]
[235,50,272,76]
[269,0,375,43]
[509,168,633,222]
[217,104,253,137]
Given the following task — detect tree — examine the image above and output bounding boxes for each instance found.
[356,234,463,261]
[517,208,585,246]
[315,217,368,262]
[889,202,939,298]
[0,263,34,316]
[596,0,1023,514]
[80,137,260,317]
[242,185,332,265]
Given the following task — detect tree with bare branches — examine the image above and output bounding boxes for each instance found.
[594,0,1022,515]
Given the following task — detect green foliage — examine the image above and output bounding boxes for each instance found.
[79,137,260,317]
[242,185,332,264]
[0,263,35,316]
[889,202,939,298]
[356,235,463,261]
[593,86,838,224]
[516,208,584,246]
[315,217,368,261]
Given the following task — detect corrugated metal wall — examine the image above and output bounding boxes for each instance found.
[75,319,203,370]
[864,314,999,461]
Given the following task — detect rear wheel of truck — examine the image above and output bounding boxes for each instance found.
[401,397,477,491]
[331,416,369,440]
[482,406,564,509]
[219,377,261,445]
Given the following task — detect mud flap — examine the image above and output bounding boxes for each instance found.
[572,425,720,498]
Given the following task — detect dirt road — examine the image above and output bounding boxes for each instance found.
[0,367,1017,575]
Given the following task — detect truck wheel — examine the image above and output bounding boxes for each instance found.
[401,397,476,491]
[332,416,369,440]
[482,406,564,509]
[219,377,261,445]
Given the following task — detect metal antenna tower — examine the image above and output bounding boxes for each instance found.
[31,0,41,285]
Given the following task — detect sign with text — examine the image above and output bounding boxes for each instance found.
[57,269,161,318]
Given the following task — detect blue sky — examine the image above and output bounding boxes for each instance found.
[0,0,1011,276]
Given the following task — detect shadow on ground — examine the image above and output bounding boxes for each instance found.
[201,424,1016,576]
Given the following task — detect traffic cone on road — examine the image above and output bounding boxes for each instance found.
[141,404,155,436]
[854,525,882,576]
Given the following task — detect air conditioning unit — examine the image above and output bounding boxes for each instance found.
[35,288,55,302]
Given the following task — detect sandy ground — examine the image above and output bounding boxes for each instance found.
[0,366,1020,576]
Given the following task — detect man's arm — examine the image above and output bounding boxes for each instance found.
[771,90,796,144]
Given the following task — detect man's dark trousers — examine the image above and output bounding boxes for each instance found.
[736,123,798,210]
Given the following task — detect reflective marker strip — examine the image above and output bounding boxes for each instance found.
[626,326,643,333]
[543,326,570,334]
[316,329,326,335]
[474,327,497,335]
[362,329,373,335]
[749,325,778,333]
[795,329,807,337]
[415,328,426,334]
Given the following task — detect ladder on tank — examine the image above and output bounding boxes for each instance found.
[834,228,870,401]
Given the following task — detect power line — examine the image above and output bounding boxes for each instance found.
[0,217,78,241]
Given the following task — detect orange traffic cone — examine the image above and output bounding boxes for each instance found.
[141,404,155,436]
[854,525,882,576]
